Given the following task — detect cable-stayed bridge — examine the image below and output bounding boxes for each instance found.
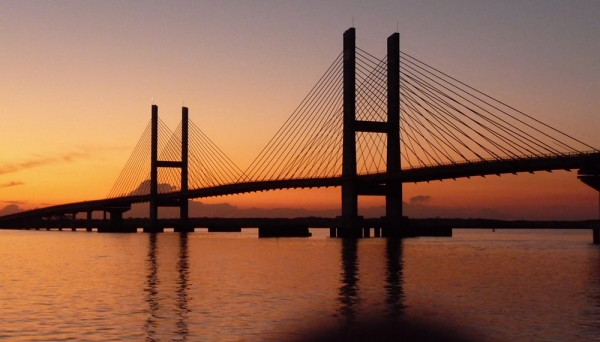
[2,28,600,239]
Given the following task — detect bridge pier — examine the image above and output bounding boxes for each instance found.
[70,213,77,231]
[258,224,311,238]
[336,227,363,238]
[363,227,371,238]
[86,211,93,231]
[143,224,164,233]
[174,222,194,233]
[330,216,370,238]
[207,224,241,232]
[99,207,136,233]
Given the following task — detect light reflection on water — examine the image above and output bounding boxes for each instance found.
[144,233,160,341]
[0,229,598,341]
[338,239,360,325]
[175,233,190,340]
[384,238,404,320]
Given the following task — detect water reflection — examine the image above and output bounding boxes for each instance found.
[144,233,160,341]
[144,233,191,342]
[384,238,404,319]
[174,233,190,341]
[583,245,600,337]
[337,237,405,325]
[338,239,360,324]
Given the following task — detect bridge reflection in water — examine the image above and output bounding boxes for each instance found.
[144,233,191,342]
[337,238,405,326]
[175,233,191,338]
[0,229,595,340]
[144,233,160,341]
[141,232,407,339]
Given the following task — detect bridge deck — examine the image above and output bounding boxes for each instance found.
[1,151,599,224]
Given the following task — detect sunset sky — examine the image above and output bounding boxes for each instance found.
[1,1,600,220]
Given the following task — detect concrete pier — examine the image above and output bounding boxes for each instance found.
[258,225,311,238]
[374,227,381,237]
[143,225,164,233]
[98,223,137,233]
[363,227,371,238]
[207,225,241,232]
[336,227,363,238]
[174,223,195,233]
[98,207,136,233]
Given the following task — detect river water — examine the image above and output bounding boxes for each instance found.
[0,228,598,341]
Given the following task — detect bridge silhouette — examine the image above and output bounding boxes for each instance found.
[2,28,600,240]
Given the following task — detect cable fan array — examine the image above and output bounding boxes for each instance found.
[397,51,595,168]
[242,53,345,182]
[108,43,598,199]
[107,119,175,198]
[352,47,597,170]
[355,48,390,175]
[107,117,244,198]
[240,50,396,180]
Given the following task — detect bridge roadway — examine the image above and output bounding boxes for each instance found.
[1,151,599,225]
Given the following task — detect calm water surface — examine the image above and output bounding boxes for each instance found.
[0,229,599,341]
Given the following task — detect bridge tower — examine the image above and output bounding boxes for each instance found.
[147,105,191,233]
[339,28,402,238]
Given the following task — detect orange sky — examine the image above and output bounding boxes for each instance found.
[1,1,599,220]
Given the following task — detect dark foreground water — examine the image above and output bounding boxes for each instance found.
[0,228,599,341]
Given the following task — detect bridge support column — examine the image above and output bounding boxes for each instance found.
[363,227,371,237]
[86,211,93,231]
[175,107,193,233]
[340,27,359,238]
[71,213,77,231]
[384,32,403,238]
[149,104,160,232]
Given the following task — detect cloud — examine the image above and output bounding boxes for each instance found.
[0,200,26,205]
[0,151,91,175]
[0,204,24,217]
[0,181,24,188]
[409,195,431,205]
